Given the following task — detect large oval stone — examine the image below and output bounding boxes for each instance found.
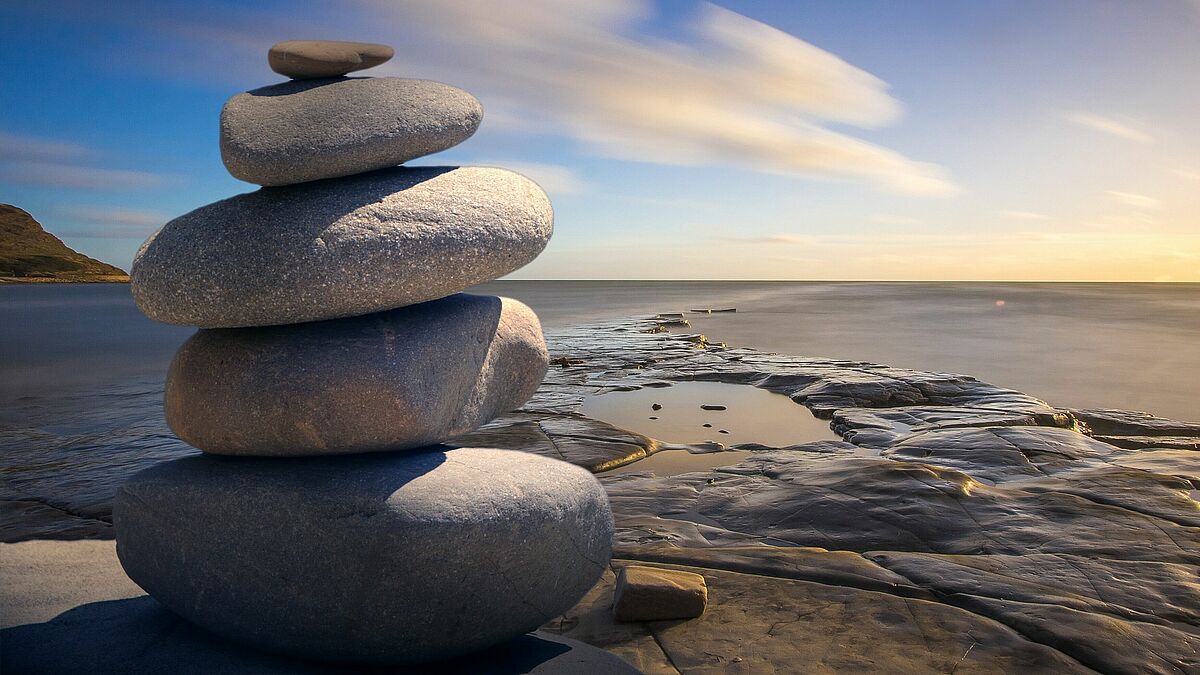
[113,447,615,665]
[165,294,548,456]
[131,166,552,328]
[221,77,482,186]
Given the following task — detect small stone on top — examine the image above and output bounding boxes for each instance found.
[268,40,393,79]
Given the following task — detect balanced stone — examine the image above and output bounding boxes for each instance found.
[131,166,552,328]
[221,77,482,186]
[113,447,614,665]
[268,40,394,79]
[165,294,548,456]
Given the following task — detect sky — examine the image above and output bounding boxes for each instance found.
[1,0,1198,281]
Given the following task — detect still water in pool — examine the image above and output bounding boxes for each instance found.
[582,381,835,447]
[582,381,837,476]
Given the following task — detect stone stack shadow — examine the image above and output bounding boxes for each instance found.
[117,40,614,666]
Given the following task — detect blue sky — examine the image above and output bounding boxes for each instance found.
[2,0,1198,280]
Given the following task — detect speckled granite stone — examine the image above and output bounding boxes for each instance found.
[113,447,613,665]
[221,77,481,186]
[165,294,548,456]
[130,166,552,328]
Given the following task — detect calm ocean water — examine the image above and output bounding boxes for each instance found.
[1,281,1197,422]
[483,280,1199,421]
[2,281,1195,534]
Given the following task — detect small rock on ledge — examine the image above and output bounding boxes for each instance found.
[613,565,707,622]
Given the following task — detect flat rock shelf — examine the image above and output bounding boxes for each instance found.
[3,316,1199,673]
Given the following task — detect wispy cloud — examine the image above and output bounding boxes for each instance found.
[715,233,816,245]
[0,161,178,190]
[0,130,181,191]
[1173,167,1200,181]
[1106,190,1162,209]
[528,226,1200,280]
[60,206,171,227]
[1000,210,1051,220]
[464,161,587,195]
[870,214,921,226]
[1062,112,1154,143]
[74,0,955,196]
[52,205,168,238]
[61,227,163,239]
[1086,211,1160,231]
[0,131,91,161]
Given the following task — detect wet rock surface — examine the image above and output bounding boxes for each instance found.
[3,316,1198,672]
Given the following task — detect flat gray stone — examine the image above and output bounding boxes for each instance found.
[267,40,393,80]
[221,77,482,186]
[166,294,548,456]
[131,166,552,328]
[113,447,614,665]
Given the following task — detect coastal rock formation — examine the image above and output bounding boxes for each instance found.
[221,78,482,185]
[111,39,611,667]
[165,295,548,456]
[4,41,1197,674]
[267,40,394,79]
[525,321,1200,673]
[131,166,552,327]
[0,204,128,282]
[114,448,612,664]
[4,316,1199,672]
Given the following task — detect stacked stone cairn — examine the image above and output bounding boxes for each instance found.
[115,40,614,666]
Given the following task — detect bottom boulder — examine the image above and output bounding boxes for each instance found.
[113,447,614,665]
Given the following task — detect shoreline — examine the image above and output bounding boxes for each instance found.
[0,276,130,284]
[3,313,1197,541]
[3,313,1198,671]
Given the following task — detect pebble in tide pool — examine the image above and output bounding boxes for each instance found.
[117,39,615,667]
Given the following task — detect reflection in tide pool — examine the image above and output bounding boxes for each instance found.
[583,381,835,447]
[582,381,837,476]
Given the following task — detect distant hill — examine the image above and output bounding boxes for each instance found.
[0,204,129,282]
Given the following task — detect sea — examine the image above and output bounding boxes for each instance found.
[1,281,1197,465]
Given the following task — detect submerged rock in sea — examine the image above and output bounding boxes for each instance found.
[113,447,613,665]
[221,78,482,186]
[130,166,552,328]
[165,294,548,456]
